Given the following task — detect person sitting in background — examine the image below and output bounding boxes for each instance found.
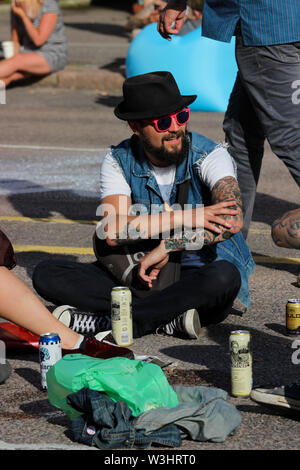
[250,208,300,412]
[0,0,67,86]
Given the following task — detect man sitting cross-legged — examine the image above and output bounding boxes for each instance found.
[32,71,254,340]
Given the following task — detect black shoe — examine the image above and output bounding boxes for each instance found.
[52,305,111,336]
[251,380,300,411]
[157,309,201,339]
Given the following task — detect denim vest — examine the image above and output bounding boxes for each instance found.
[111,132,255,308]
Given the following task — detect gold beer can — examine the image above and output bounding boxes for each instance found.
[230,330,252,397]
[111,287,133,346]
[286,299,300,336]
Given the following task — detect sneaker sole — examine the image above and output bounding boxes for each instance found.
[251,388,300,411]
[183,309,201,339]
[52,305,74,328]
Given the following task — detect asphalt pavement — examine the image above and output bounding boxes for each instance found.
[0,2,300,455]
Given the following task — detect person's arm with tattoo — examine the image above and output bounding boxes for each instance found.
[165,176,243,250]
[100,193,239,247]
[271,208,300,249]
[139,176,243,285]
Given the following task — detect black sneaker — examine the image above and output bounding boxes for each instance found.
[250,380,300,411]
[157,309,201,339]
[52,305,111,337]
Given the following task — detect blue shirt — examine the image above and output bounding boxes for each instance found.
[201,0,300,45]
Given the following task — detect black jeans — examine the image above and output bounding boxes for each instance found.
[32,259,241,338]
[223,37,300,238]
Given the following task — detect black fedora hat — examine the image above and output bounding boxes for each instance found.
[114,71,197,121]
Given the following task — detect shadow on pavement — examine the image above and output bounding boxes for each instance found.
[64,22,128,37]
[251,251,299,276]
[237,403,300,421]
[253,193,299,227]
[161,321,299,389]
[95,93,122,107]
[4,179,100,220]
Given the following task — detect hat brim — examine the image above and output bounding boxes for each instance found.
[114,94,197,121]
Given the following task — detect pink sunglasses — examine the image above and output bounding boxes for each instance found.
[143,107,190,133]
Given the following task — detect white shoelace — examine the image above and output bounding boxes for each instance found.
[72,313,108,334]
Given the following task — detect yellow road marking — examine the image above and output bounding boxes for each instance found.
[0,216,97,225]
[253,255,300,265]
[13,245,94,255]
[3,216,298,263]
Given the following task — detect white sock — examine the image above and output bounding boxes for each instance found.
[72,334,84,349]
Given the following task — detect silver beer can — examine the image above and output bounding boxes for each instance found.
[111,287,133,346]
[39,333,62,391]
[229,330,252,397]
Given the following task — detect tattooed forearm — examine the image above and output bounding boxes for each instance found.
[271,208,300,249]
[164,230,202,251]
[163,177,243,252]
[202,176,243,244]
[211,176,242,230]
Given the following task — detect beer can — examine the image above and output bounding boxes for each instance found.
[39,333,62,391]
[229,330,252,397]
[286,299,300,336]
[111,287,133,346]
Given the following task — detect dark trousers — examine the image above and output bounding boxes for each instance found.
[223,37,300,238]
[32,259,241,338]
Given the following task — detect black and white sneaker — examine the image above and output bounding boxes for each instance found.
[250,380,300,411]
[52,305,111,338]
[157,309,201,339]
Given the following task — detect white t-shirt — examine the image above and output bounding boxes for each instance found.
[99,145,236,202]
[99,145,237,267]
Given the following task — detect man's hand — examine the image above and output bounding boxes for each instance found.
[198,201,238,233]
[158,2,187,40]
[138,241,169,288]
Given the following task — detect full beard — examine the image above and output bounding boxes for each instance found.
[140,129,189,166]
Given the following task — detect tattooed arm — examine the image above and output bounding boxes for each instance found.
[163,176,243,252]
[100,193,239,247]
[139,177,243,286]
[271,208,300,249]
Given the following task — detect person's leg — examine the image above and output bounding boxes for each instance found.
[0,52,51,85]
[32,259,116,313]
[240,42,300,189]
[234,40,300,216]
[132,260,241,337]
[0,266,80,349]
[33,259,241,338]
[223,71,265,239]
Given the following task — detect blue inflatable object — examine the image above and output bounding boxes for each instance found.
[126,23,238,112]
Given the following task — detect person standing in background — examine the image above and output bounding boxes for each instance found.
[158,0,300,239]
